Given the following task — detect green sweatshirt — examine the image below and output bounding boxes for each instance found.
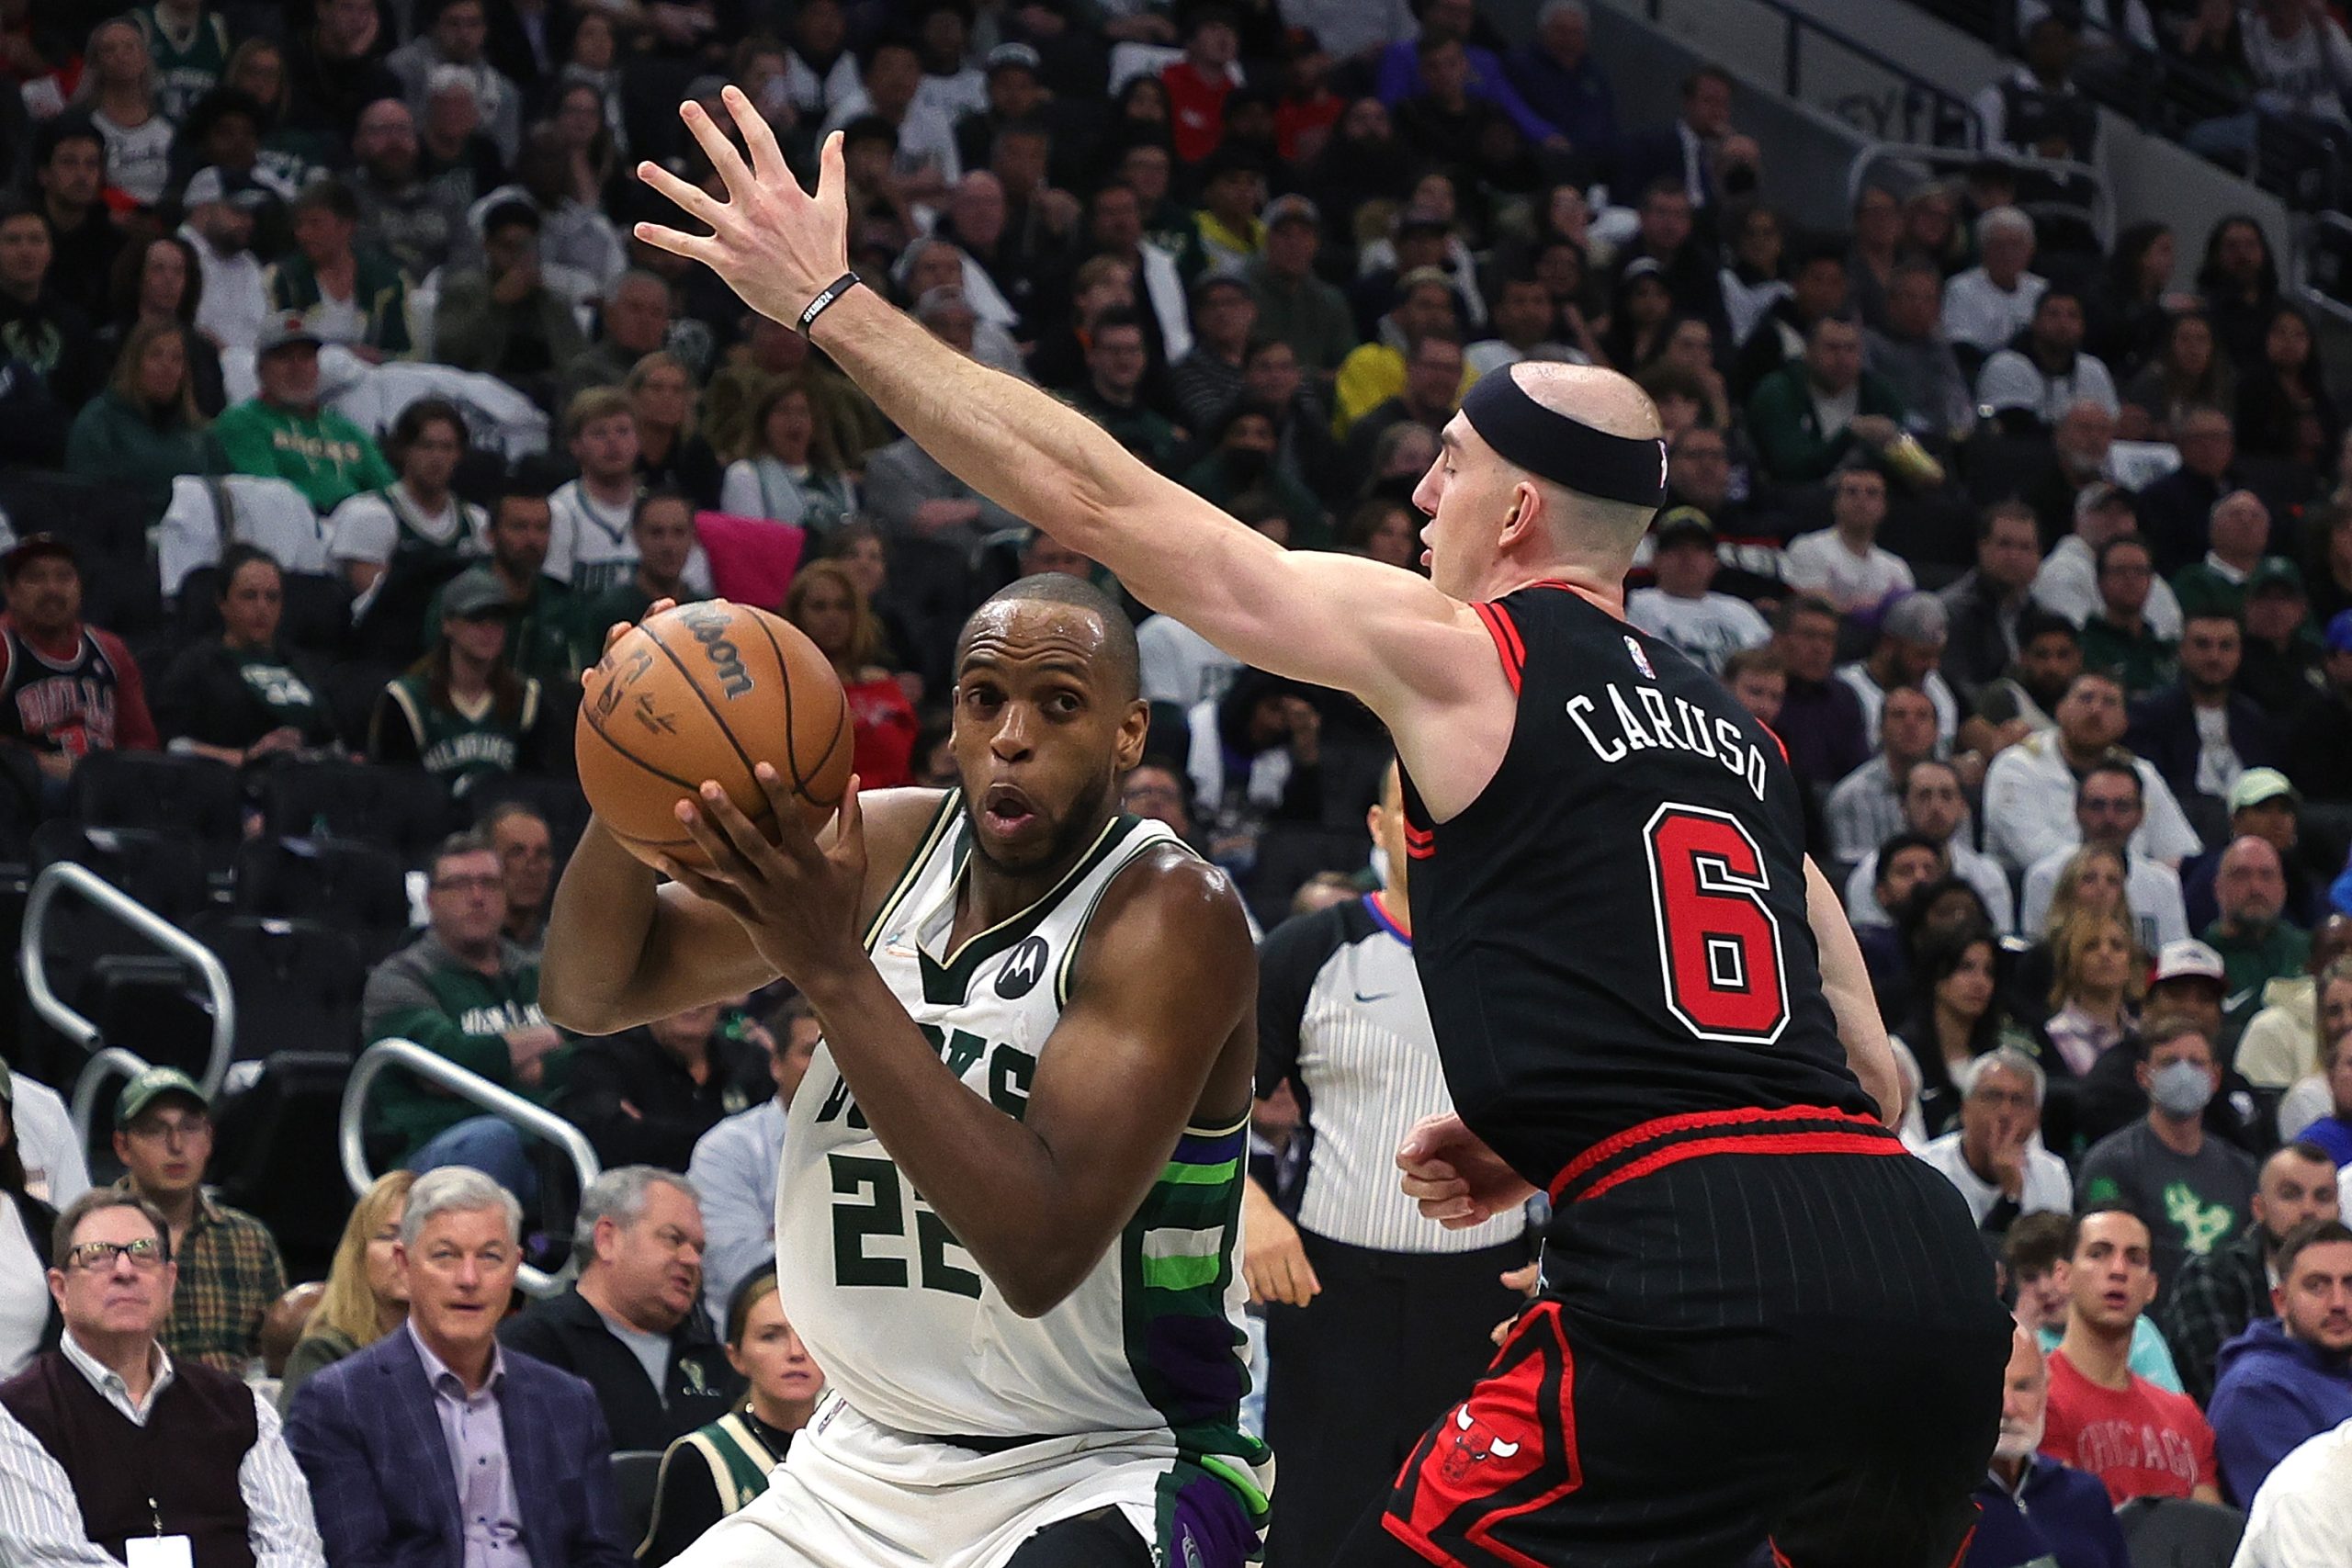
[360,931,560,1157]
[215,397,396,514]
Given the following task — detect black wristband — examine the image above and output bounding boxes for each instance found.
[797,271,862,335]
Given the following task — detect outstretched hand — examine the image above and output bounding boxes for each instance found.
[634,86,851,329]
[660,764,870,985]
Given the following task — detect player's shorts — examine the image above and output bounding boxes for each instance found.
[668,1393,1261,1568]
[1374,1106,2013,1568]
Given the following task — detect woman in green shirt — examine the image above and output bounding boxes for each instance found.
[64,319,215,525]
[639,1272,824,1565]
[277,1170,413,1414]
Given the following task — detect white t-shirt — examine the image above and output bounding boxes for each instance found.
[1916,1130,2073,1227]
[183,224,269,353]
[1137,615,1240,709]
[1625,589,1771,674]
[1837,661,1961,752]
[1941,266,2048,355]
[1846,840,2016,932]
[1782,529,1917,615]
[2233,1416,2352,1566]
[0,1198,47,1381]
[9,1074,90,1209]
[2192,702,2244,801]
[2031,534,2186,638]
[92,108,175,209]
[1974,348,2122,423]
[2017,844,2191,949]
[326,483,482,565]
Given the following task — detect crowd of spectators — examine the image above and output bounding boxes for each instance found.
[1,0,2352,1563]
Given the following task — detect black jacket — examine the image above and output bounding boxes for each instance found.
[496,1284,742,1453]
[1937,570,2026,704]
[556,1029,771,1173]
[2124,684,2283,815]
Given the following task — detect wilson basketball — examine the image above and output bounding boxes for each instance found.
[576,600,854,869]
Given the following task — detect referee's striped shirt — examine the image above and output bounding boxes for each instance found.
[1256,894,1524,1254]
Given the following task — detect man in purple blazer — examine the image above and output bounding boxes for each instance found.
[283,1168,637,1568]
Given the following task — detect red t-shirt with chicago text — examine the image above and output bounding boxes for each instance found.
[2041,1348,2218,1504]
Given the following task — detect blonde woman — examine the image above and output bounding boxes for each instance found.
[2043,913,2144,1078]
[639,1272,823,1565]
[717,377,858,537]
[278,1170,414,1413]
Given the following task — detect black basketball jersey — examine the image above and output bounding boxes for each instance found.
[1399,581,1871,1191]
[0,625,129,756]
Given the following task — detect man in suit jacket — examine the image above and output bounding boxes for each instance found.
[2126,608,2281,827]
[283,1168,636,1568]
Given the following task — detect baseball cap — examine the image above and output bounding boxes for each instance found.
[2248,557,2305,596]
[1652,507,1713,548]
[2326,608,2352,654]
[984,41,1041,75]
[116,1066,209,1129]
[2151,940,2226,988]
[255,311,324,356]
[1189,270,1252,304]
[441,566,516,621]
[2229,766,2300,814]
[1262,193,1319,230]
[184,165,270,209]
[1,533,75,581]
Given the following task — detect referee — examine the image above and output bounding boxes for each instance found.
[1248,761,1528,1568]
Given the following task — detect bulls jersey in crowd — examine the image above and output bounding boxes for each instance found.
[0,537,157,760]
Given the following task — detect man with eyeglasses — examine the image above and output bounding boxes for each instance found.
[362,830,563,1201]
[108,1067,285,1376]
[0,1189,324,1566]
[481,800,555,952]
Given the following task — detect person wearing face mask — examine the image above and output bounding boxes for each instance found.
[2078,1018,2260,1308]
[1961,1325,2132,1568]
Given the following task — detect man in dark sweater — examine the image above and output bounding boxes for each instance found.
[498,1166,741,1450]
[558,1001,773,1171]
[28,120,120,327]
[0,1190,323,1566]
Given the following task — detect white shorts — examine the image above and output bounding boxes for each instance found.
[669,1394,1261,1568]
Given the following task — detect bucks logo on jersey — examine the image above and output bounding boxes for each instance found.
[771,790,1272,1540]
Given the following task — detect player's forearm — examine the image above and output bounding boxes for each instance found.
[541,822,664,1032]
[810,288,1251,604]
[1804,859,1905,1125]
[797,956,1117,1317]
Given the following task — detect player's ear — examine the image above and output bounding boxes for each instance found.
[1114,698,1149,771]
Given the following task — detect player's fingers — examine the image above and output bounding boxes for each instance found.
[636,159,725,228]
[723,85,794,188]
[679,97,758,203]
[602,620,634,654]
[750,763,822,862]
[814,129,847,217]
[831,773,865,863]
[648,598,679,617]
[632,220,718,266]
[697,782,787,867]
[676,792,765,884]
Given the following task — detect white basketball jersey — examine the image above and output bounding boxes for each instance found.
[774,790,1269,1523]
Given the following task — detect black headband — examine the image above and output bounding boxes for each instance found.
[1459,371,1668,510]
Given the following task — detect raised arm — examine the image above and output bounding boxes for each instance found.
[631,95,1498,737]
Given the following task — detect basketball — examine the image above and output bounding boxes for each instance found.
[576,600,854,869]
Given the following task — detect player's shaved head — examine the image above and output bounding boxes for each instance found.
[1507,362,1667,554]
[957,570,1141,705]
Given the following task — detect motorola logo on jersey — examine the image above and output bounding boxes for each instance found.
[997,935,1051,998]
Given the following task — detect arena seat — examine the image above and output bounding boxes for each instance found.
[262,761,451,863]
[230,836,413,961]
[466,773,594,865]
[209,1051,360,1274]
[74,953,217,1081]
[609,1450,665,1549]
[70,751,244,863]
[190,911,370,1060]
[0,469,161,634]
[2114,1495,2245,1568]
[0,746,43,874]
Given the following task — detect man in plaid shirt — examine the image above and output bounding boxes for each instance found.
[2160,1140,2341,1404]
[108,1067,288,1374]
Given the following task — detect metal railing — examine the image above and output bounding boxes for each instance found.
[1641,0,1983,147]
[1849,142,2114,251]
[340,1039,601,1298]
[21,860,237,1151]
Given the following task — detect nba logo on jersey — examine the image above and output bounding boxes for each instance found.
[1623,637,1656,680]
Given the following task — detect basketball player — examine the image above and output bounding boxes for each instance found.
[628,92,2014,1566]
[542,574,1271,1568]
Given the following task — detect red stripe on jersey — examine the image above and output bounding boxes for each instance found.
[1406,841,1436,860]
[1546,1104,1891,1202]
[1757,721,1789,763]
[1472,603,1524,694]
[1577,1130,1904,1203]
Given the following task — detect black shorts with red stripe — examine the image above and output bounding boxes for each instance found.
[1343,1111,2011,1568]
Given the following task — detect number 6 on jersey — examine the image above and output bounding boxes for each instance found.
[1644,803,1790,1043]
